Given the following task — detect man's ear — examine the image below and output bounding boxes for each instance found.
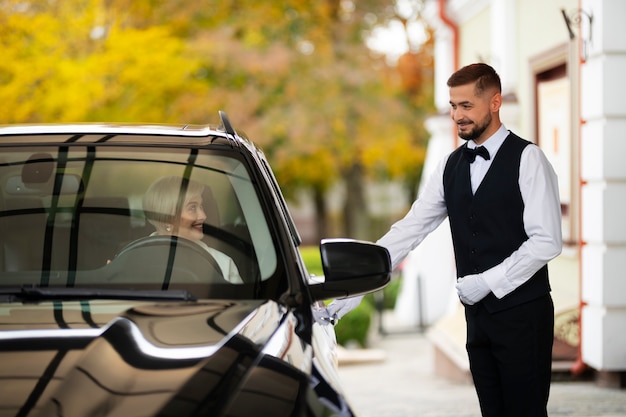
[490,92,502,112]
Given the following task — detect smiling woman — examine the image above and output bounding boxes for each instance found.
[143,176,208,241]
[141,175,244,284]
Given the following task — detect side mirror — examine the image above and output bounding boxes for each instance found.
[307,238,391,302]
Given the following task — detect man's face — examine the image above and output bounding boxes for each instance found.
[449,83,494,143]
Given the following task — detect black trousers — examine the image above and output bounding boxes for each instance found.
[465,294,554,417]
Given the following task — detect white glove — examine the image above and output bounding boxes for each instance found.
[455,274,491,305]
[312,304,338,326]
[311,295,364,326]
[327,295,364,320]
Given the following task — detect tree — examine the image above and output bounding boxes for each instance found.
[0,0,434,242]
[0,0,209,123]
[190,0,434,241]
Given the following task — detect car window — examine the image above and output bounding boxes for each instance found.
[0,143,280,299]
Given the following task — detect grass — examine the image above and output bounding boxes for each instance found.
[299,246,323,276]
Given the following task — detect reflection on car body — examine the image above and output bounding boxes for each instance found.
[0,112,390,416]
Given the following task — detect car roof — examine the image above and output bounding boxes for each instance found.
[0,125,269,158]
[0,112,254,149]
[0,121,221,134]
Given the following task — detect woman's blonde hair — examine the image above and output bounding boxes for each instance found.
[142,176,205,227]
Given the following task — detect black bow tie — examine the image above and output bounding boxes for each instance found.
[463,146,490,163]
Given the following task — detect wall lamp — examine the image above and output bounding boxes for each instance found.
[561,8,594,60]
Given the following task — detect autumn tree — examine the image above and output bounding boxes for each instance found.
[190,0,435,241]
[0,0,209,123]
[0,0,434,242]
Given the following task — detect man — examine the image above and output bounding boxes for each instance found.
[323,63,562,417]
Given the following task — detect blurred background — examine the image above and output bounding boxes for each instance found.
[0,0,434,244]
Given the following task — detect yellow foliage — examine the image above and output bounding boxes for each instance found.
[0,0,433,216]
[0,0,208,123]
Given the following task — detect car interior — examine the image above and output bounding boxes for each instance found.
[0,143,283,300]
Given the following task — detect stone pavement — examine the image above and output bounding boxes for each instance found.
[337,322,626,417]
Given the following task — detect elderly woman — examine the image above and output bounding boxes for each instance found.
[142,176,242,283]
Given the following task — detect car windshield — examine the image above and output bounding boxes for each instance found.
[0,142,284,300]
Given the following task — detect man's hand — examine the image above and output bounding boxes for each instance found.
[312,306,338,326]
[312,296,364,326]
[456,274,491,305]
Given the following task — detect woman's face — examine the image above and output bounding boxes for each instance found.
[174,193,206,241]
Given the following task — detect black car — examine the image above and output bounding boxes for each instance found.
[0,112,390,417]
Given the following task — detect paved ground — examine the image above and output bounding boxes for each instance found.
[337,323,626,417]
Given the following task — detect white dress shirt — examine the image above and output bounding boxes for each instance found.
[377,124,562,298]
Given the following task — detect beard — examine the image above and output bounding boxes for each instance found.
[458,113,492,142]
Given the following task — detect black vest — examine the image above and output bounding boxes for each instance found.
[443,133,550,313]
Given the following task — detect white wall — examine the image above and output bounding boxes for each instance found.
[580,0,626,370]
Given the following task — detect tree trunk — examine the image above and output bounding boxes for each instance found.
[312,186,328,243]
[342,162,369,240]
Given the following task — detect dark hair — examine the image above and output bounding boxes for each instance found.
[447,63,501,95]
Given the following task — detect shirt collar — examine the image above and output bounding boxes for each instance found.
[467,124,508,158]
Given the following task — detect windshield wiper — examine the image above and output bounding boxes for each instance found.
[0,286,196,302]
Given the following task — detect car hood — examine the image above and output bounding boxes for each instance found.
[0,298,315,417]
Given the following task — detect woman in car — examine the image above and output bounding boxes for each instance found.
[142,175,243,284]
